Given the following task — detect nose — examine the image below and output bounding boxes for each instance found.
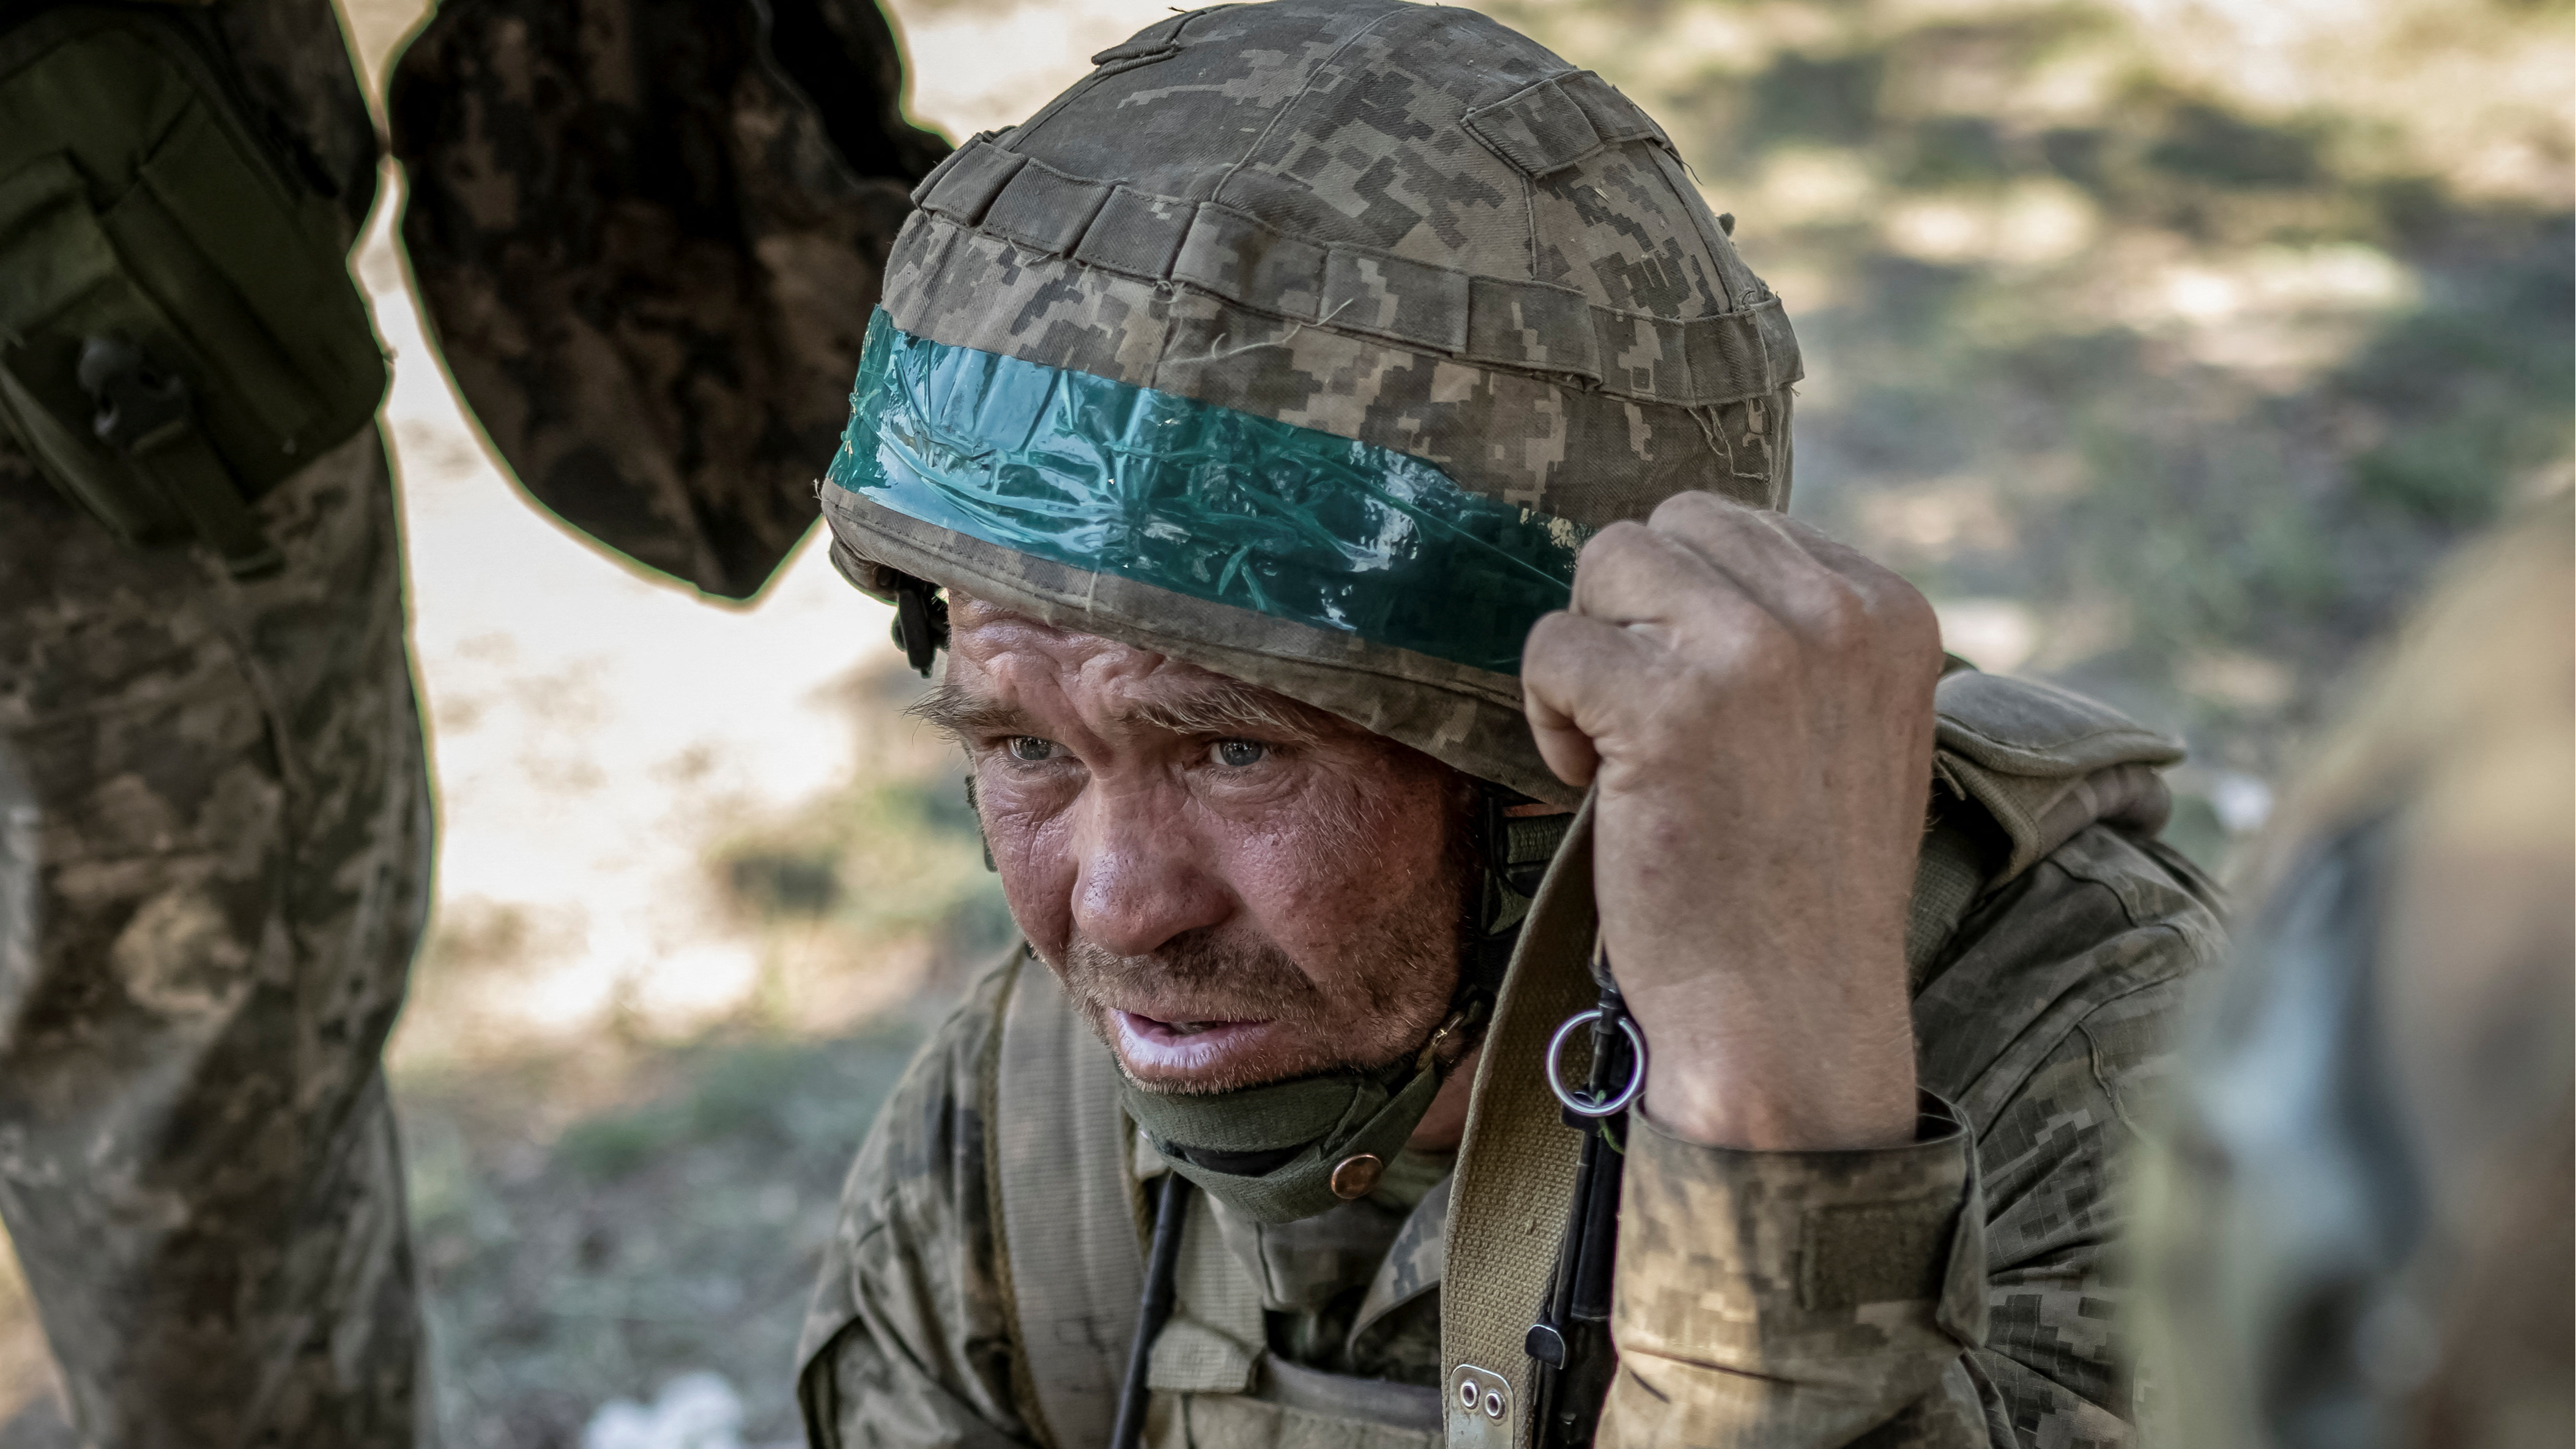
[1069,783,1232,958]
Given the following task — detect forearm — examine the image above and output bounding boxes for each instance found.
[1627,959,1922,1152]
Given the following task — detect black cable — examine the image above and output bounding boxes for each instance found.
[1110,1172,1193,1449]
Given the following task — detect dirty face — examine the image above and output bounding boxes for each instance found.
[918,597,1473,1095]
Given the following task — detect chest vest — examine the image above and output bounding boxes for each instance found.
[984,671,2184,1449]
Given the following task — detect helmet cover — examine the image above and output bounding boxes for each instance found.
[821,0,1802,803]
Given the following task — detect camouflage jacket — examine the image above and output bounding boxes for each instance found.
[796,674,2226,1448]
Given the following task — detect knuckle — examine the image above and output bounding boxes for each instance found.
[1895,595,1944,658]
[1803,582,1873,651]
[1772,511,1843,551]
[1521,609,1576,663]
[1858,573,1942,652]
[1893,576,1940,629]
[1578,520,1657,572]
[1520,612,1599,693]
[1647,489,1736,532]
[1723,614,1802,684]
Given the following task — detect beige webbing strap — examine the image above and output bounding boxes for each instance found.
[1145,1190,1265,1394]
[1441,793,1601,1449]
[994,958,1146,1449]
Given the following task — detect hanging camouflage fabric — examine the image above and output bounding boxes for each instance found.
[816,0,1801,807]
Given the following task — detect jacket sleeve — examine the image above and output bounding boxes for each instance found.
[1598,1097,1994,1449]
[797,967,1040,1449]
[1600,833,2215,1448]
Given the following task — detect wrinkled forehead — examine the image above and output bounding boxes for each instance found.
[927,597,1344,745]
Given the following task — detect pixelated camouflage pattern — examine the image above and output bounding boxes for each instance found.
[874,217,1789,524]
[0,423,431,1448]
[1340,1175,1447,1382]
[1206,1164,1450,1385]
[796,817,2222,1448]
[390,0,948,600]
[0,7,425,1440]
[1600,824,2218,1448]
[1602,1100,1983,1449]
[820,0,1795,797]
[0,2,938,1441]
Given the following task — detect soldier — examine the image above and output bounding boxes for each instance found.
[0,1,935,1442]
[793,3,2225,1445]
[2131,494,2574,1449]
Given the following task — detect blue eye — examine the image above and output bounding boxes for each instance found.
[1212,739,1266,768]
[1007,737,1056,762]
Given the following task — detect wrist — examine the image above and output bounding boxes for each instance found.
[1642,1060,1919,1150]
[1622,969,1919,1151]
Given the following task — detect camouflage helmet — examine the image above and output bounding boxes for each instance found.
[819,0,1801,803]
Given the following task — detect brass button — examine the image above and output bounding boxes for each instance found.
[1329,1153,1384,1199]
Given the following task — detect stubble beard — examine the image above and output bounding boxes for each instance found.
[1054,877,1470,1096]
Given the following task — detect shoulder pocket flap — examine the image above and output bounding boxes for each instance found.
[1934,671,2183,779]
[1933,672,2184,881]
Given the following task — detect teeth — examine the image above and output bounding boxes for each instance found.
[1126,1011,1231,1037]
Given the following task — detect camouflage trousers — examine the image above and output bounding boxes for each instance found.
[0,428,431,1447]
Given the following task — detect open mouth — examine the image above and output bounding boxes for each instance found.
[1112,1008,1282,1079]
[1118,1009,1255,1041]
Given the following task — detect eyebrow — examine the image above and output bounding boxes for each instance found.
[1123,681,1322,743]
[907,684,1037,741]
[908,677,1323,745]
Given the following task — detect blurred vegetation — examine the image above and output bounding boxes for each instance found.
[707,762,1017,1000]
[401,1027,926,1447]
[381,660,1008,1447]
[1489,0,2572,865]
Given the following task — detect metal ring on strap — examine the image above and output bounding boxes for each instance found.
[1544,1008,1648,1119]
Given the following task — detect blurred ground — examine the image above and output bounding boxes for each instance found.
[0,0,2566,1443]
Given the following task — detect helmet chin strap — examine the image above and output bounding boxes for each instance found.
[1119,997,1486,1224]
[1119,788,1574,1225]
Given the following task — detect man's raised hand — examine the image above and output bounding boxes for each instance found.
[1523,492,1943,1150]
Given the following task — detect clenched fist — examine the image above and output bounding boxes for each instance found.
[1524,493,1943,1150]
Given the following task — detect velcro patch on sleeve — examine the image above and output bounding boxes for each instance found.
[1797,1199,1956,1311]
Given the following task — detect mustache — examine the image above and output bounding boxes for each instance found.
[1058,930,1326,1027]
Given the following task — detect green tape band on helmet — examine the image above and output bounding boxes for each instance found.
[826,310,1588,675]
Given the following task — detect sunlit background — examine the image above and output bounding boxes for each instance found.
[0,0,2567,1443]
